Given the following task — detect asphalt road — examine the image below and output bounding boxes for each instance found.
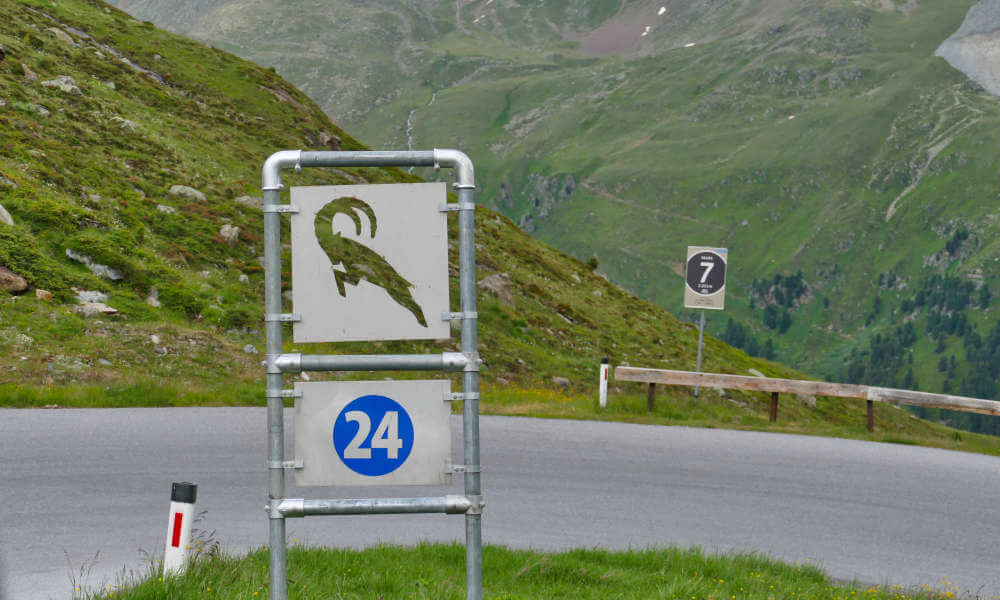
[3,408,1000,599]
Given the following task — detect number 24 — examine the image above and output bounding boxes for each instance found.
[343,410,404,459]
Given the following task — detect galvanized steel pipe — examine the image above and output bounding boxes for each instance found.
[262,153,292,600]
[273,352,469,373]
[277,495,473,518]
[300,150,436,171]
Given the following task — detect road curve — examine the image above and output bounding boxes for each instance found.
[2,408,1000,599]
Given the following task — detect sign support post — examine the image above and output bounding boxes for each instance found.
[695,310,706,397]
[261,150,482,600]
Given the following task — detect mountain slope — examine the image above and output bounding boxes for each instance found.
[0,0,778,398]
[115,0,1000,417]
[6,0,1000,455]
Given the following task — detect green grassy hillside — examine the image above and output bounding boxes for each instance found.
[0,0,772,398]
[115,0,1000,433]
[4,0,1000,455]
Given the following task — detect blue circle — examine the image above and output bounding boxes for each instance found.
[332,395,414,477]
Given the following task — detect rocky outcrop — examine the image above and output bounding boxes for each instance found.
[76,302,118,316]
[234,195,262,209]
[219,223,240,243]
[66,248,124,281]
[45,27,76,46]
[510,174,577,233]
[41,75,82,95]
[169,184,206,202]
[936,0,1000,96]
[478,272,514,306]
[0,266,28,292]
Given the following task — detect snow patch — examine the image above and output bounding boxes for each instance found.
[641,25,651,37]
[658,6,666,15]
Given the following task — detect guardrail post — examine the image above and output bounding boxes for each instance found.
[647,382,656,412]
[769,392,779,422]
[599,358,609,408]
[866,400,874,432]
[163,482,197,575]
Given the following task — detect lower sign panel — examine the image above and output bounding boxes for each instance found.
[294,380,452,487]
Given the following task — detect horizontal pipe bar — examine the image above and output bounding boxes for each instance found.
[278,495,472,518]
[262,149,475,194]
[299,150,436,170]
[274,352,468,373]
[615,367,1000,417]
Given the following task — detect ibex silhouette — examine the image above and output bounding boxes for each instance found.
[314,196,428,327]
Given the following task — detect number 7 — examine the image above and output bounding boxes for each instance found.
[700,260,714,283]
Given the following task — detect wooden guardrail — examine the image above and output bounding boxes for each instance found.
[615,366,1000,432]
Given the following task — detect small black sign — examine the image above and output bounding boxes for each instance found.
[686,251,726,296]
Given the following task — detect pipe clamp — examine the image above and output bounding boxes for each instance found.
[268,460,303,470]
[265,313,302,322]
[273,353,302,373]
[440,202,476,212]
[465,494,485,515]
[442,311,477,321]
[262,204,298,213]
[448,464,481,474]
[264,354,283,374]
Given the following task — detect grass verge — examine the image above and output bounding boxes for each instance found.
[84,543,959,600]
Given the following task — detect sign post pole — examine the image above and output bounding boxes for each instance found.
[456,170,483,599]
[694,309,706,398]
[262,154,290,600]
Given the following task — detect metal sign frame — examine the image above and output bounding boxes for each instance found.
[260,149,483,600]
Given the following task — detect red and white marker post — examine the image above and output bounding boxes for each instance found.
[599,358,609,408]
[164,482,197,575]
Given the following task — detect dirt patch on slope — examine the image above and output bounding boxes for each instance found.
[574,2,647,56]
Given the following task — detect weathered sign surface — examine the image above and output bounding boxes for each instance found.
[291,183,450,342]
[294,380,453,487]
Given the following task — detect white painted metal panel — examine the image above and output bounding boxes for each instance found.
[290,183,450,342]
[294,380,453,487]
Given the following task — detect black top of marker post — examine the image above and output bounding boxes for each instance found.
[171,481,198,504]
[601,357,609,364]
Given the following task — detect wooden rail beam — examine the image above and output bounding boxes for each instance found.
[614,366,1000,417]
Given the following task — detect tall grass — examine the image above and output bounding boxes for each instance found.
[84,543,962,599]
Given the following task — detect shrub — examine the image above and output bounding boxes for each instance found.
[0,226,74,298]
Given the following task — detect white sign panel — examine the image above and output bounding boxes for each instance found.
[294,380,453,487]
[291,183,450,342]
[684,246,727,310]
